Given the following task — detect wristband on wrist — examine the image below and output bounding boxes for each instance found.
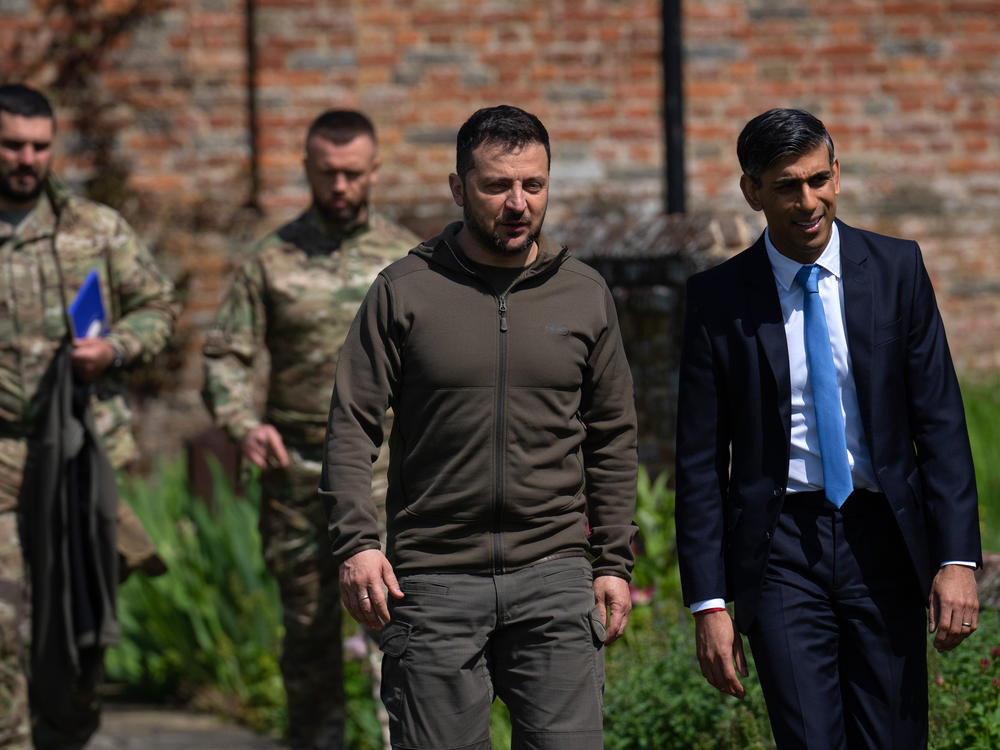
[692,606,726,617]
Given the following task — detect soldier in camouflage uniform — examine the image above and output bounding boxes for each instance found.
[202,110,417,750]
[0,85,177,749]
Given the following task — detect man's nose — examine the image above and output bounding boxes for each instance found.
[17,144,37,166]
[797,185,820,212]
[332,173,348,192]
[505,186,526,212]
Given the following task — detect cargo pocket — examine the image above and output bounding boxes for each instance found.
[588,605,607,647]
[588,606,607,709]
[379,619,412,658]
[379,618,412,721]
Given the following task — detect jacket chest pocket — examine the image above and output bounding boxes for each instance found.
[5,241,69,340]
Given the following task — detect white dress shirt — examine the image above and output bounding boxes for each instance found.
[764,223,878,494]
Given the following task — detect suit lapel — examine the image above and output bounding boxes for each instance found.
[839,221,875,442]
[745,238,792,440]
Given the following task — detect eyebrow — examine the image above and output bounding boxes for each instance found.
[1,138,51,148]
[771,169,832,188]
[480,174,548,184]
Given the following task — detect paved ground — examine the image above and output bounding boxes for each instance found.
[86,704,285,750]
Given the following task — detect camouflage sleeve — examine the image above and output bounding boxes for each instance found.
[103,214,178,365]
[202,257,267,444]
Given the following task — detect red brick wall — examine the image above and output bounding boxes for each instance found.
[1,0,997,458]
[684,0,1000,372]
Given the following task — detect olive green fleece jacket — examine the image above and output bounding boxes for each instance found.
[320,222,638,580]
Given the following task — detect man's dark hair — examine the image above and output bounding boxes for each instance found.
[455,105,550,180]
[306,110,376,147]
[0,84,55,122]
[737,108,834,185]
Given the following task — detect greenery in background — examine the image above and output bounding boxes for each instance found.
[929,609,1000,750]
[342,657,383,750]
[107,460,377,745]
[107,377,1000,747]
[963,377,1000,552]
[605,467,775,749]
[107,460,286,732]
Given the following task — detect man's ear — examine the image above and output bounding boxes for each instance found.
[739,174,763,211]
[448,173,464,207]
[369,155,382,185]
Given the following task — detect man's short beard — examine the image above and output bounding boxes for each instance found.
[463,205,540,257]
[316,200,364,229]
[487,229,537,257]
[0,171,45,204]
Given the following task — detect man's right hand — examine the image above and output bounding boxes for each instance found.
[695,609,748,698]
[241,424,290,469]
[340,549,404,630]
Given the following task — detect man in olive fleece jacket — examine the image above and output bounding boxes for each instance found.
[320,105,637,750]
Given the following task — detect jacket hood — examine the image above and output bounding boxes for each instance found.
[411,221,570,282]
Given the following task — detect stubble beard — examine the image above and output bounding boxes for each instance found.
[463,204,543,258]
[0,166,46,205]
[315,191,369,234]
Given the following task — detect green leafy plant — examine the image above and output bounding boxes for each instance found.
[627,467,685,631]
[604,468,774,748]
[963,378,1000,552]
[929,609,1000,749]
[342,656,383,750]
[105,455,1000,748]
[604,614,773,750]
[106,459,285,732]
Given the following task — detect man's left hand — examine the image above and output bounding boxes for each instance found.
[593,575,631,645]
[929,564,979,652]
[71,337,115,382]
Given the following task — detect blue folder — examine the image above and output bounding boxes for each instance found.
[68,269,107,339]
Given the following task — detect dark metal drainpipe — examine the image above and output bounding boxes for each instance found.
[663,0,685,214]
[245,0,261,212]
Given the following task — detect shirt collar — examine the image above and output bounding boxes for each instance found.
[765,221,841,291]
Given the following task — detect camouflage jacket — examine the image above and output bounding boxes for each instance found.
[202,206,418,448]
[0,176,178,470]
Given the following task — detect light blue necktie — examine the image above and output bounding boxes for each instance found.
[795,264,853,508]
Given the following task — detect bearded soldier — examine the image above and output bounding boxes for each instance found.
[0,84,176,749]
[202,109,416,750]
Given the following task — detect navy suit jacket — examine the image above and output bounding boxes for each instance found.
[675,219,982,633]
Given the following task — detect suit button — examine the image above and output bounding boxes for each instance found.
[773,487,784,496]
[765,530,773,540]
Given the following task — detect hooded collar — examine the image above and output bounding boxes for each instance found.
[413,221,569,286]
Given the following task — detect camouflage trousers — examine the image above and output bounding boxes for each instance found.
[0,510,30,750]
[260,446,345,750]
[0,439,104,750]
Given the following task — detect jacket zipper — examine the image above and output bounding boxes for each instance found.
[444,239,550,574]
[493,293,508,573]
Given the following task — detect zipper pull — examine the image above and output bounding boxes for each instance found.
[498,296,508,332]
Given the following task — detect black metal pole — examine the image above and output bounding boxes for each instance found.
[663,0,685,214]
[245,0,261,212]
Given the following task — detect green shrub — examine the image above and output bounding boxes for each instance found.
[605,613,773,750]
[608,468,774,748]
[963,378,1000,552]
[929,609,1000,749]
[106,459,287,732]
[628,466,686,633]
[343,657,383,750]
[106,457,1000,748]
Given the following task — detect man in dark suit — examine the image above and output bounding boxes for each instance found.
[674,108,982,749]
